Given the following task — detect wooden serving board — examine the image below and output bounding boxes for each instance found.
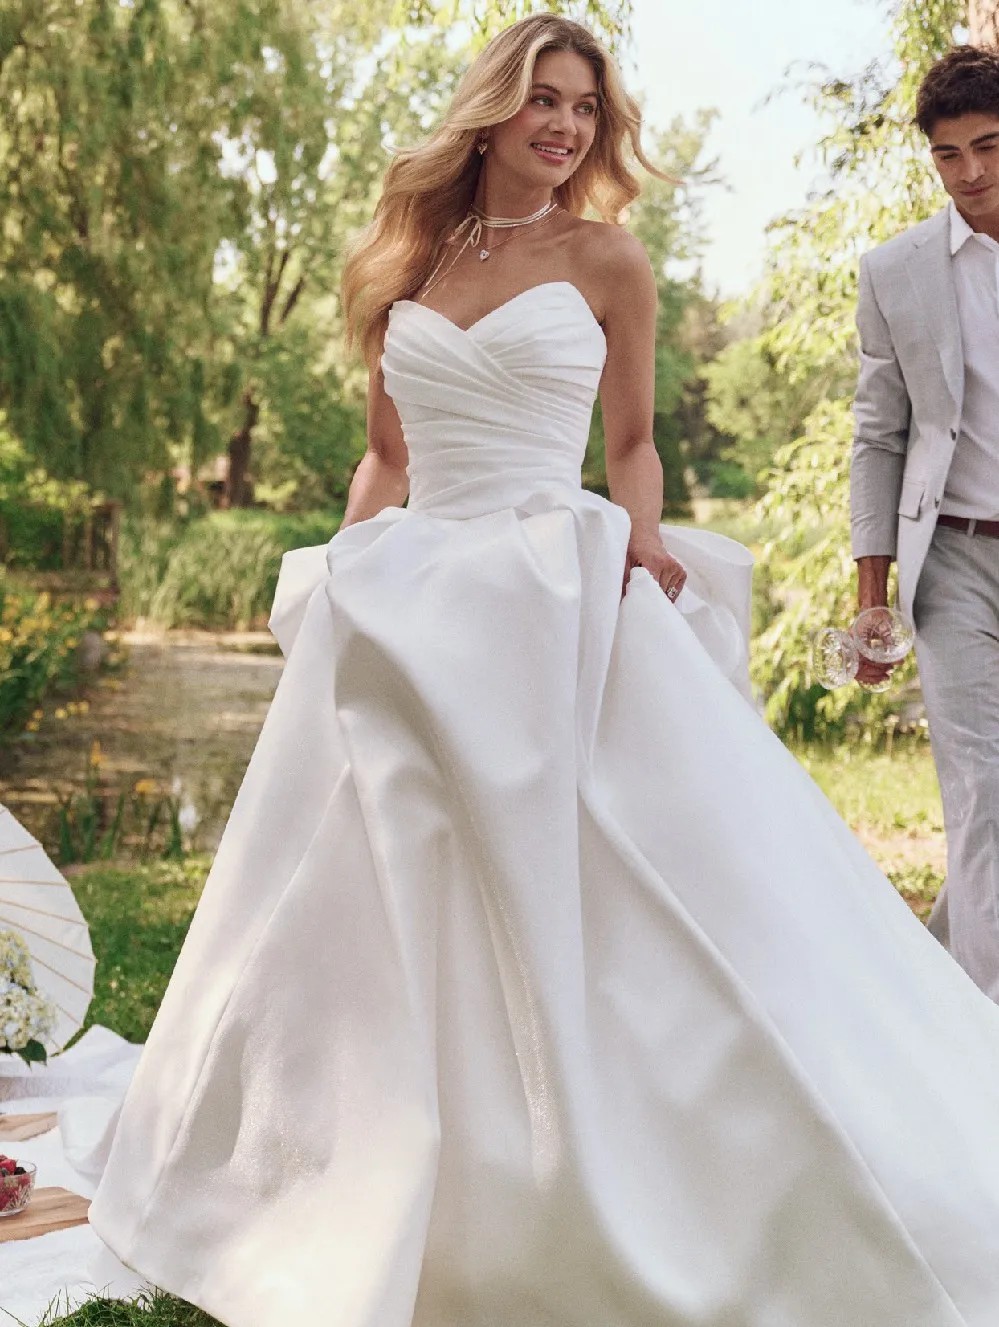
[0,1186,91,1243]
[0,1111,58,1141]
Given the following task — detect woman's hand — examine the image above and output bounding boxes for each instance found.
[625,532,687,603]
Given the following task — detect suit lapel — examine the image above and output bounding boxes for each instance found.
[905,209,963,409]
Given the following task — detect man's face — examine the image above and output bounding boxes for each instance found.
[929,111,999,221]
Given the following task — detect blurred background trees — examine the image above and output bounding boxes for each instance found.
[739,0,978,741]
[3,0,997,741]
[0,0,715,521]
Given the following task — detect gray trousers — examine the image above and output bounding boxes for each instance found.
[913,522,999,1000]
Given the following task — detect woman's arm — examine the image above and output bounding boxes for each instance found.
[341,365,410,529]
[597,230,686,601]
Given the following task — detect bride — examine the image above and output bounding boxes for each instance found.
[90,15,999,1326]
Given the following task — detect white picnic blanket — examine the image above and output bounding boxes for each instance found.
[1,1028,147,1325]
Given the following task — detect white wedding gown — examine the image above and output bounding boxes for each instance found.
[90,283,999,1326]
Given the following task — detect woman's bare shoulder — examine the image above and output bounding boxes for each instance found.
[564,219,654,319]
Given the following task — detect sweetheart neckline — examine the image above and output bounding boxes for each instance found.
[393,281,605,341]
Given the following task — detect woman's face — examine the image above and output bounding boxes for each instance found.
[487,49,600,190]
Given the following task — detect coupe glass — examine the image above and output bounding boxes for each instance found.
[812,627,861,689]
[851,607,915,666]
[811,608,914,691]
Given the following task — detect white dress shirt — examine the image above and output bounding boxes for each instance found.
[941,201,999,520]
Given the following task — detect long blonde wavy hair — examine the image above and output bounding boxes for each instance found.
[341,14,665,366]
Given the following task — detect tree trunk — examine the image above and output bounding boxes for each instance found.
[225,389,259,508]
[969,0,999,46]
[223,244,307,508]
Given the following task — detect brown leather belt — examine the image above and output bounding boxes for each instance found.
[936,514,999,539]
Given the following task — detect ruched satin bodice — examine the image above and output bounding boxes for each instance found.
[382,282,605,518]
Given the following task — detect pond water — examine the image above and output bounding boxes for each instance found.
[0,633,284,857]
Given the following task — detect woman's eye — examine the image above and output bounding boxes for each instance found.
[534,95,554,107]
[578,104,596,116]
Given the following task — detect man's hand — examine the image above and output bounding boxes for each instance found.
[855,555,896,686]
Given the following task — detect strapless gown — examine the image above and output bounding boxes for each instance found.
[90,283,999,1326]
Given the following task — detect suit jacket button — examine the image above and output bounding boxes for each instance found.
[950,428,958,440]
[934,496,941,508]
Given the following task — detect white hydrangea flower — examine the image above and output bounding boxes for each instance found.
[0,930,33,988]
[0,928,56,1054]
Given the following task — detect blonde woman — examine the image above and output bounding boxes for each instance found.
[90,16,999,1326]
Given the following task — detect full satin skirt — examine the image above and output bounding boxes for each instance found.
[89,490,999,1327]
[89,290,997,1327]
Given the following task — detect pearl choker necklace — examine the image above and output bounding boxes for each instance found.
[469,200,558,260]
[418,199,560,299]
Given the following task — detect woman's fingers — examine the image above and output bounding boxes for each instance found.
[656,558,687,603]
[626,541,687,602]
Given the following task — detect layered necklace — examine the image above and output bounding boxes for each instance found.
[420,199,560,301]
[469,199,558,260]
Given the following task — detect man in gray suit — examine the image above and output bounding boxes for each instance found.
[852,45,999,999]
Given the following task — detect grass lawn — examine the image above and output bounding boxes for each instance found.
[794,739,945,919]
[68,859,212,1044]
[44,739,945,1325]
[41,1294,218,1327]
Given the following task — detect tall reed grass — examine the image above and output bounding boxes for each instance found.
[118,510,342,630]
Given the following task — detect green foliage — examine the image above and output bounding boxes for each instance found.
[0,420,93,567]
[754,400,919,740]
[248,326,365,510]
[0,0,459,500]
[747,0,963,740]
[149,524,285,631]
[54,758,190,866]
[0,1,236,491]
[15,1037,48,1064]
[705,460,755,500]
[118,509,342,629]
[701,334,816,496]
[397,0,633,48]
[0,579,103,737]
[0,0,642,520]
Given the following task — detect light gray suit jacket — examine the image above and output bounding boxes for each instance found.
[851,207,963,619]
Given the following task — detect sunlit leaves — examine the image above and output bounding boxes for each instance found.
[746,0,962,740]
[391,0,633,50]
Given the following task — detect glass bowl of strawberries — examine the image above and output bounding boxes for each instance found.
[0,1154,36,1217]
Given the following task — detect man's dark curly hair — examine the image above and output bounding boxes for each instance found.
[916,45,999,136]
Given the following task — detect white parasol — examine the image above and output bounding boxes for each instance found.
[0,803,95,1053]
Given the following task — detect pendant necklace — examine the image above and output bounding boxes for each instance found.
[419,201,560,301]
[469,199,559,261]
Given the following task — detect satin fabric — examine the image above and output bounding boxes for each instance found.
[91,283,999,1326]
